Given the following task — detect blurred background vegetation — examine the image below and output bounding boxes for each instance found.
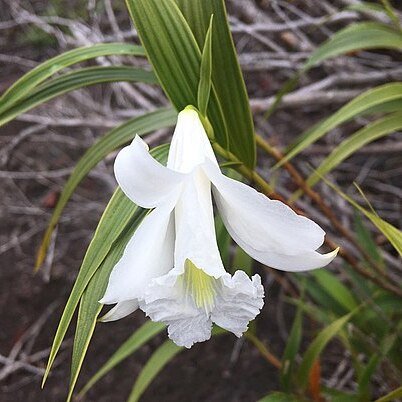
[0,1,401,401]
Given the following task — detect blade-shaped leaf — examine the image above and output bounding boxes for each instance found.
[264,22,402,120]
[322,389,360,402]
[67,208,148,402]
[297,310,357,389]
[42,145,170,386]
[310,270,358,312]
[215,215,231,269]
[375,385,402,402]
[303,276,347,317]
[1,66,157,127]
[305,111,402,188]
[127,340,183,402]
[36,108,176,269]
[126,0,229,157]
[324,181,402,256]
[78,321,165,399]
[358,333,397,400]
[197,15,214,117]
[354,213,384,269]
[0,43,145,112]
[127,327,226,402]
[42,189,143,387]
[346,2,388,13]
[305,22,402,69]
[280,281,305,391]
[257,392,309,402]
[232,246,253,276]
[277,83,402,167]
[176,0,256,167]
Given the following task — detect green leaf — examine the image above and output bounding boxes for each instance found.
[42,189,143,387]
[67,208,147,402]
[257,392,309,402]
[177,0,256,167]
[324,181,402,256]
[36,108,176,269]
[346,2,389,14]
[362,98,402,115]
[42,146,170,387]
[374,385,402,402]
[126,0,229,153]
[280,289,304,391]
[126,326,226,402]
[303,276,346,317]
[127,340,183,402]
[305,22,402,69]
[0,66,157,127]
[215,215,231,268]
[380,0,401,30]
[0,43,145,113]
[264,22,402,121]
[322,388,360,402]
[354,213,384,269]
[276,83,402,167]
[78,321,165,399]
[232,246,253,276]
[197,15,214,117]
[358,333,397,400]
[310,270,358,312]
[297,310,357,389]
[305,112,402,188]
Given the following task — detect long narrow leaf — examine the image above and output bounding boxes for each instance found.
[42,146,170,386]
[126,0,233,162]
[177,0,256,167]
[127,340,182,402]
[305,112,402,187]
[257,392,309,402]
[305,22,402,69]
[280,281,305,391]
[67,209,147,402]
[197,15,214,117]
[127,326,226,402]
[354,213,384,268]
[42,189,143,386]
[310,270,358,312]
[265,22,402,120]
[0,43,145,112]
[277,83,402,166]
[324,180,402,256]
[78,321,165,398]
[375,385,402,402]
[1,66,157,127]
[297,310,356,389]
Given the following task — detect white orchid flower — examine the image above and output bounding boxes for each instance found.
[100,107,337,348]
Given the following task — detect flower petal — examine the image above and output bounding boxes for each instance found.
[205,162,337,271]
[115,135,184,208]
[140,271,213,348]
[211,271,264,337]
[167,108,218,173]
[99,202,175,305]
[247,247,339,272]
[173,169,226,278]
[99,300,139,322]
